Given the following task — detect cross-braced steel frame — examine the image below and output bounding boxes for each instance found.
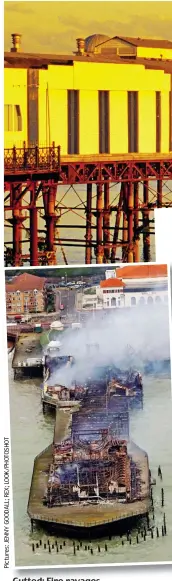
[4,145,172,266]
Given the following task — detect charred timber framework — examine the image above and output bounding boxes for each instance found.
[4,145,172,266]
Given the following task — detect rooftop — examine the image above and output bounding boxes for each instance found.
[114,36,172,49]
[100,278,125,288]
[6,272,46,292]
[116,264,167,279]
[4,31,172,74]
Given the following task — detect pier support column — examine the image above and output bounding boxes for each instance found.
[134,183,139,263]
[103,182,110,262]
[30,207,38,266]
[111,182,123,263]
[9,186,24,266]
[46,186,57,264]
[96,184,103,263]
[122,183,128,262]
[143,181,150,262]
[157,180,162,208]
[44,185,57,265]
[85,184,92,264]
[12,213,23,266]
[127,182,134,263]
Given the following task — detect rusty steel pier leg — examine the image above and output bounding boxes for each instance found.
[134,182,139,263]
[30,206,38,266]
[127,182,134,263]
[9,185,24,266]
[85,184,92,264]
[111,183,123,263]
[46,185,57,265]
[13,213,21,266]
[157,179,162,208]
[122,183,128,262]
[103,182,110,262]
[143,181,150,262]
[96,184,103,264]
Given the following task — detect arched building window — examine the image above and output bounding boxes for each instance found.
[111,297,116,307]
[147,296,153,304]
[155,296,161,303]
[139,296,145,305]
[131,296,136,306]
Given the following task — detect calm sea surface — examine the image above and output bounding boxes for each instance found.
[9,354,172,567]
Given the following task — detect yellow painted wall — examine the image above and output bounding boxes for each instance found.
[4,60,172,153]
[4,68,27,147]
[79,90,99,154]
[138,47,172,60]
[161,91,170,152]
[138,91,156,153]
[73,61,170,92]
[110,91,128,153]
[38,67,73,149]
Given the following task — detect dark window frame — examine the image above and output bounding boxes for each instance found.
[99,90,110,154]
[68,90,79,154]
[169,88,172,151]
[128,91,138,153]
[156,91,161,153]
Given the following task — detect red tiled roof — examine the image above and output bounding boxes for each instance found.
[116,264,167,279]
[100,278,125,288]
[6,272,46,292]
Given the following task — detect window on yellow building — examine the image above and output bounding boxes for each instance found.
[156,92,161,153]
[4,105,13,131]
[128,92,138,153]
[169,91,172,151]
[68,90,79,154]
[99,91,109,154]
[4,104,22,131]
[14,105,22,131]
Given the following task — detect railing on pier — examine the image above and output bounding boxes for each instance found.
[4,143,61,173]
[4,144,172,181]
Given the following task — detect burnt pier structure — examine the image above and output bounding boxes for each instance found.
[28,369,149,535]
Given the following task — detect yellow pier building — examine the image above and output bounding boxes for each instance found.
[4,33,172,154]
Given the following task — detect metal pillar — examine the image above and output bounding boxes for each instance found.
[12,211,23,265]
[127,182,134,263]
[96,184,103,264]
[143,181,150,262]
[134,183,139,262]
[44,185,57,265]
[122,183,128,262]
[9,186,24,266]
[85,184,92,264]
[103,183,110,262]
[47,187,56,251]
[30,206,38,265]
[157,180,162,207]
[111,183,123,263]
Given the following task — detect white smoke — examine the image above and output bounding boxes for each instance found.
[48,302,170,388]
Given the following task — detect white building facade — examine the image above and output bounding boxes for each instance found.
[99,264,168,309]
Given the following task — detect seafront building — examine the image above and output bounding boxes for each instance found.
[4,33,172,153]
[6,272,46,315]
[79,264,168,310]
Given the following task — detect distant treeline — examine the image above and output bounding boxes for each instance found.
[5,265,118,280]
